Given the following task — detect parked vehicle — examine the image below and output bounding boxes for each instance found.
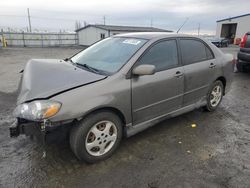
[237,32,250,72]
[206,37,229,47]
[10,33,233,163]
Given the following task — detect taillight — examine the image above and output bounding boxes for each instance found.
[240,34,248,48]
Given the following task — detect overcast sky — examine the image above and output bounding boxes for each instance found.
[0,0,250,34]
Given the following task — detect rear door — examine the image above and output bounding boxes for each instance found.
[179,38,218,106]
[131,39,184,125]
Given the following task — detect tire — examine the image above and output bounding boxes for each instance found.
[236,61,245,72]
[204,80,224,112]
[70,110,123,163]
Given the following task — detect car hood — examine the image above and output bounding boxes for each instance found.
[17,59,106,104]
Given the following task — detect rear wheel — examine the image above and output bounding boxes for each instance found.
[70,111,123,163]
[205,80,224,112]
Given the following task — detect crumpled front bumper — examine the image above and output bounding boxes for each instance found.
[9,118,49,146]
[9,118,73,144]
[9,119,42,138]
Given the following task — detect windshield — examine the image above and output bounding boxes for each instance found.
[71,37,147,74]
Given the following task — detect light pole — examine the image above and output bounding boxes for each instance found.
[27,8,32,32]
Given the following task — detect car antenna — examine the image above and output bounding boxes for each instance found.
[177,17,189,33]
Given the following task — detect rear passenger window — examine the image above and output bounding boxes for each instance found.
[205,47,214,60]
[180,39,214,65]
[137,40,178,72]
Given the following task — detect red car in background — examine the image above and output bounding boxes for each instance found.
[237,32,250,72]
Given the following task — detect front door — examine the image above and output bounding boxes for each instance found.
[131,39,184,125]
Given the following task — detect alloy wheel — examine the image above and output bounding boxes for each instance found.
[210,85,222,107]
[85,120,118,156]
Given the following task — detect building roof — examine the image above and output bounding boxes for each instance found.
[217,13,250,22]
[75,24,172,33]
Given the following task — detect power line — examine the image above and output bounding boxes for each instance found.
[0,15,26,18]
[31,16,78,21]
[0,14,83,22]
[0,11,201,33]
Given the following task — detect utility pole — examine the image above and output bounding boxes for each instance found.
[150,18,153,27]
[103,16,106,25]
[27,8,32,32]
[198,23,200,36]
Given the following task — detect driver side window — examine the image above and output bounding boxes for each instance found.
[137,39,178,72]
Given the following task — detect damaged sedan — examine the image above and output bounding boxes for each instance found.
[10,33,233,163]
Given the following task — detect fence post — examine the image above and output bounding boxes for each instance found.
[22,31,26,47]
[1,29,3,47]
[59,30,62,46]
[41,34,44,48]
[7,28,11,46]
[76,32,79,45]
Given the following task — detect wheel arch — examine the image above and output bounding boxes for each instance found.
[80,106,127,126]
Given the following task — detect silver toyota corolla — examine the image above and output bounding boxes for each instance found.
[10,33,233,163]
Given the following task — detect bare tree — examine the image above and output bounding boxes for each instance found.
[75,21,82,30]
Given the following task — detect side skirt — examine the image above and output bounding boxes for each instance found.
[125,98,206,137]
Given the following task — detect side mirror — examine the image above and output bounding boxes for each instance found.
[132,64,156,76]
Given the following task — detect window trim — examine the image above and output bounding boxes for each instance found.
[178,37,215,66]
[131,38,181,74]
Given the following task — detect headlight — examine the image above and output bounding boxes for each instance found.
[14,100,61,121]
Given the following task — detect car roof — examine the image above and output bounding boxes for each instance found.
[114,32,193,40]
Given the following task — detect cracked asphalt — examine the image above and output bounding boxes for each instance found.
[0,47,249,188]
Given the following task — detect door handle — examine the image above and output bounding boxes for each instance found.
[209,63,216,68]
[175,71,183,78]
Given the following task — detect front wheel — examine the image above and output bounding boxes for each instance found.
[205,80,224,112]
[70,111,123,163]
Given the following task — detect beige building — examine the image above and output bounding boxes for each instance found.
[76,24,172,46]
[216,13,250,43]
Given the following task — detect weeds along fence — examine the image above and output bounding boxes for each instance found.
[1,31,78,47]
